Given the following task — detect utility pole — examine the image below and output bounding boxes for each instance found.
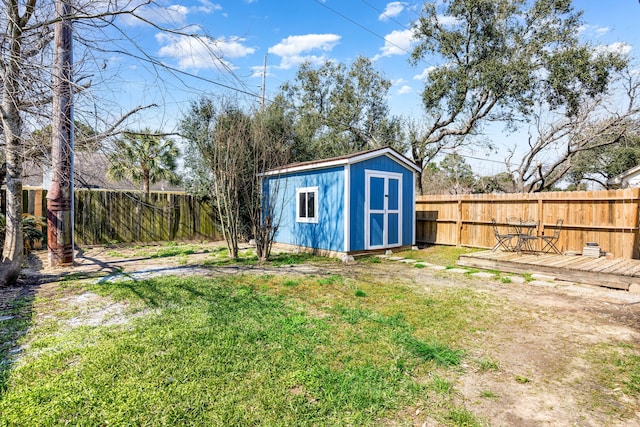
[261,54,267,112]
[47,0,74,267]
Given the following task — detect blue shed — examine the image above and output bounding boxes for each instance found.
[259,147,420,256]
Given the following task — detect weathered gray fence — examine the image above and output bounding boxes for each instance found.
[2,188,220,246]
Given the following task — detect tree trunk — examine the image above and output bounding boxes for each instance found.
[0,9,26,287]
[0,132,24,287]
[143,170,150,194]
[415,169,424,196]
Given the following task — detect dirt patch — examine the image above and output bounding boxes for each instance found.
[377,265,640,426]
[9,243,640,425]
[59,291,151,328]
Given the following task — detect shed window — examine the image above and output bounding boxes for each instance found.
[296,187,318,223]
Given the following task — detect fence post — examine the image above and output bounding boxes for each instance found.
[632,188,640,259]
[536,197,544,251]
[456,198,463,246]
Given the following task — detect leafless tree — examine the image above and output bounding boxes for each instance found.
[246,110,290,262]
[1,0,232,286]
[506,69,640,192]
[180,97,290,261]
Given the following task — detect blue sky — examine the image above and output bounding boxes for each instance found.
[104,0,640,174]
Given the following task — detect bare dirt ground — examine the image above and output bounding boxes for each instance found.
[6,242,640,426]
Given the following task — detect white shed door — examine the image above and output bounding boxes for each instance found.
[365,171,402,250]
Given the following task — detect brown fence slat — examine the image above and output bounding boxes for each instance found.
[416,188,640,259]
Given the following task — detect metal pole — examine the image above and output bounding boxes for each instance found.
[261,54,267,112]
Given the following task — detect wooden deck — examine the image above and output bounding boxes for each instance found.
[457,250,640,292]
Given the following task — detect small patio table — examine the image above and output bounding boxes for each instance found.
[507,219,538,253]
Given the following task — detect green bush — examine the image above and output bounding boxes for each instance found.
[0,213,46,256]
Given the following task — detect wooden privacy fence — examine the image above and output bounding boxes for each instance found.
[416,188,640,259]
[5,188,220,246]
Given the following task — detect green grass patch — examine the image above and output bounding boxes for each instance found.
[394,245,483,267]
[618,354,640,394]
[269,252,330,266]
[480,390,498,399]
[150,245,199,258]
[356,255,381,264]
[446,406,485,426]
[282,279,301,287]
[580,342,640,418]
[590,342,640,396]
[476,357,500,372]
[400,335,463,366]
[0,276,436,425]
[202,254,259,267]
[317,274,344,286]
[0,263,503,425]
[429,375,454,395]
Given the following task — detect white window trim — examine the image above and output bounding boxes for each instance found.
[296,186,319,223]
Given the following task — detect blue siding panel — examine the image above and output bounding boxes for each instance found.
[370,213,384,246]
[349,155,415,251]
[388,179,399,210]
[265,166,345,252]
[370,177,385,210]
[388,213,399,245]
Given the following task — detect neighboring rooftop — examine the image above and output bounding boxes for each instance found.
[21,152,184,192]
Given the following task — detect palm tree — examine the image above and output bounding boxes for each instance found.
[107,129,181,194]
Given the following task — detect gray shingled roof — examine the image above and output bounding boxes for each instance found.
[21,152,184,192]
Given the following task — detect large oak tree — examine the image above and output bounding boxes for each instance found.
[409,0,627,194]
[276,56,406,162]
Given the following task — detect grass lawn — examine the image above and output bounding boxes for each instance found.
[0,262,495,426]
[1,244,638,426]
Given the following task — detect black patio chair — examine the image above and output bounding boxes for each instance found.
[540,219,563,254]
[491,219,514,252]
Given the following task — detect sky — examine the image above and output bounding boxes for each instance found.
[101,0,640,175]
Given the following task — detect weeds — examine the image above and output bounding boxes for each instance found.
[430,375,453,394]
[477,357,500,372]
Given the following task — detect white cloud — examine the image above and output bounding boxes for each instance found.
[278,55,329,70]
[268,34,341,69]
[379,2,406,21]
[578,24,610,38]
[194,0,222,14]
[414,66,437,81]
[397,85,412,94]
[168,4,188,16]
[120,4,189,27]
[436,14,460,27]
[595,42,633,56]
[372,29,414,60]
[119,1,221,27]
[250,65,275,79]
[269,34,340,57]
[157,34,256,71]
